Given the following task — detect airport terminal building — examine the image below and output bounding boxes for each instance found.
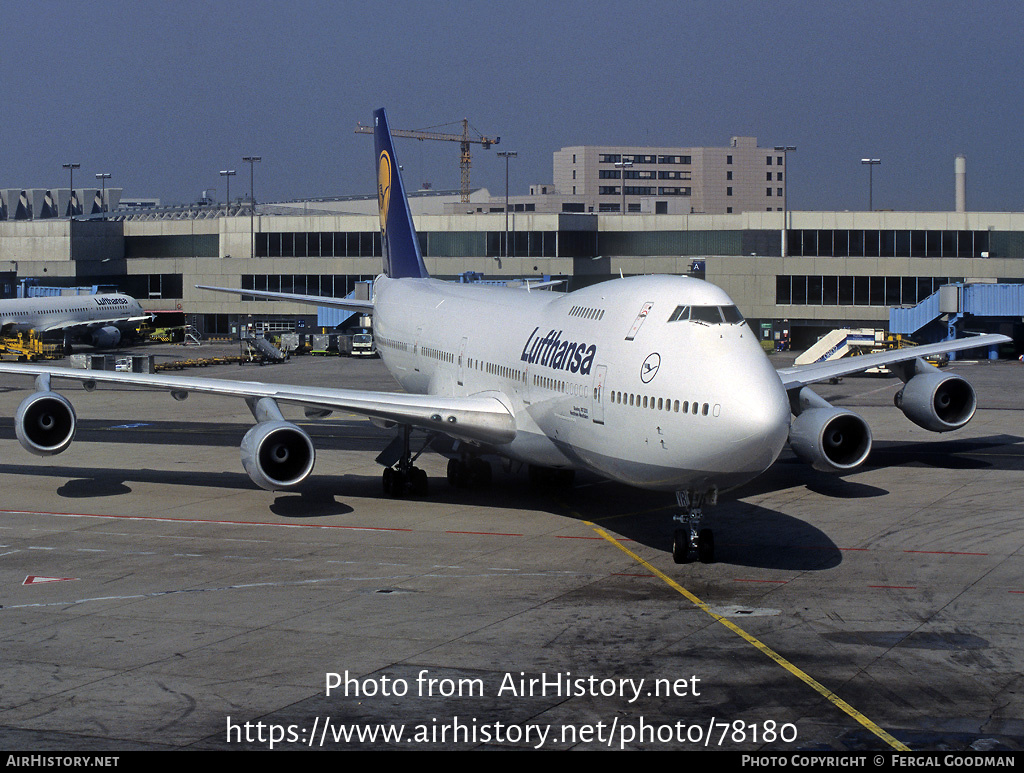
[1,137,1022,350]
[0,204,1022,347]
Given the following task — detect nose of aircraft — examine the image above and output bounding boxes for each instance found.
[728,364,791,477]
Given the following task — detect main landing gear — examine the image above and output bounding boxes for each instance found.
[382,464,428,497]
[378,427,495,497]
[379,425,429,498]
[672,488,717,564]
[447,457,492,489]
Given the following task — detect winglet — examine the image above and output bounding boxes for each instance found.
[374,108,429,279]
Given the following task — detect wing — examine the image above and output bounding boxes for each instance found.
[777,334,1011,390]
[37,315,153,334]
[0,363,515,447]
[195,284,374,313]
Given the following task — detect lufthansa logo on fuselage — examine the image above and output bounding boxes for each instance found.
[378,150,392,233]
[640,352,661,383]
[95,297,128,307]
[520,327,597,375]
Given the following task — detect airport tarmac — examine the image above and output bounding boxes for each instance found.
[0,344,1022,751]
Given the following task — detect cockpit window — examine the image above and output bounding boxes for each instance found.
[690,306,724,324]
[668,304,745,325]
[720,305,744,323]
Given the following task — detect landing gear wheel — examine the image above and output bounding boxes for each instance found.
[383,467,408,498]
[697,528,715,564]
[381,426,433,498]
[410,467,429,496]
[448,458,492,489]
[671,488,718,566]
[672,529,692,564]
[469,458,492,488]
[448,458,471,488]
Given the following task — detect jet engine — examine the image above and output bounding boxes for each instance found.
[15,391,76,456]
[893,360,976,432]
[90,326,122,348]
[788,387,872,473]
[240,421,315,490]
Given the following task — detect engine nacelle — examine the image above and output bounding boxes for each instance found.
[895,371,976,432]
[90,326,121,348]
[240,420,315,490]
[789,407,872,473]
[15,391,77,456]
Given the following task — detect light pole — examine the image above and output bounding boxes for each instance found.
[774,146,796,256]
[242,156,261,258]
[62,163,80,217]
[497,151,517,258]
[861,158,880,211]
[220,169,236,216]
[95,173,111,215]
[615,159,633,214]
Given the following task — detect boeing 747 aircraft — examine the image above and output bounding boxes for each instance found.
[0,292,149,348]
[0,109,1008,563]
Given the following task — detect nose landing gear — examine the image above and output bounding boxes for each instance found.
[672,488,717,564]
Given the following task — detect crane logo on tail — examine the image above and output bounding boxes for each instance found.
[378,150,392,233]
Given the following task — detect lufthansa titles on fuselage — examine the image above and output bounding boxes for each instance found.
[520,327,597,375]
[94,297,128,307]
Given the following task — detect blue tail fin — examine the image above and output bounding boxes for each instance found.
[374,108,429,279]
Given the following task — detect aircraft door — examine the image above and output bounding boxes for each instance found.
[457,336,468,386]
[413,326,423,372]
[626,302,654,341]
[591,364,608,425]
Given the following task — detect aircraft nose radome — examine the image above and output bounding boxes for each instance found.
[730,374,790,474]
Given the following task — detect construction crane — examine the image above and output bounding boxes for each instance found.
[355,119,500,203]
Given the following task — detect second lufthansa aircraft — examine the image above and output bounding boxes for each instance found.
[0,109,1008,563]
[0,292,149,348]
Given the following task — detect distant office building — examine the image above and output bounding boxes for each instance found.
[553,137,783,215]
[452,137,787,216]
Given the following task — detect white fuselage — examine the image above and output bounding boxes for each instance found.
[371,273,791,492]
[0,294,144,339]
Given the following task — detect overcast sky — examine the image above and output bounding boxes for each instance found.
[2,0,1021,212]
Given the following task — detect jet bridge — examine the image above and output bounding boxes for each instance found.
[889,282,1020,358]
